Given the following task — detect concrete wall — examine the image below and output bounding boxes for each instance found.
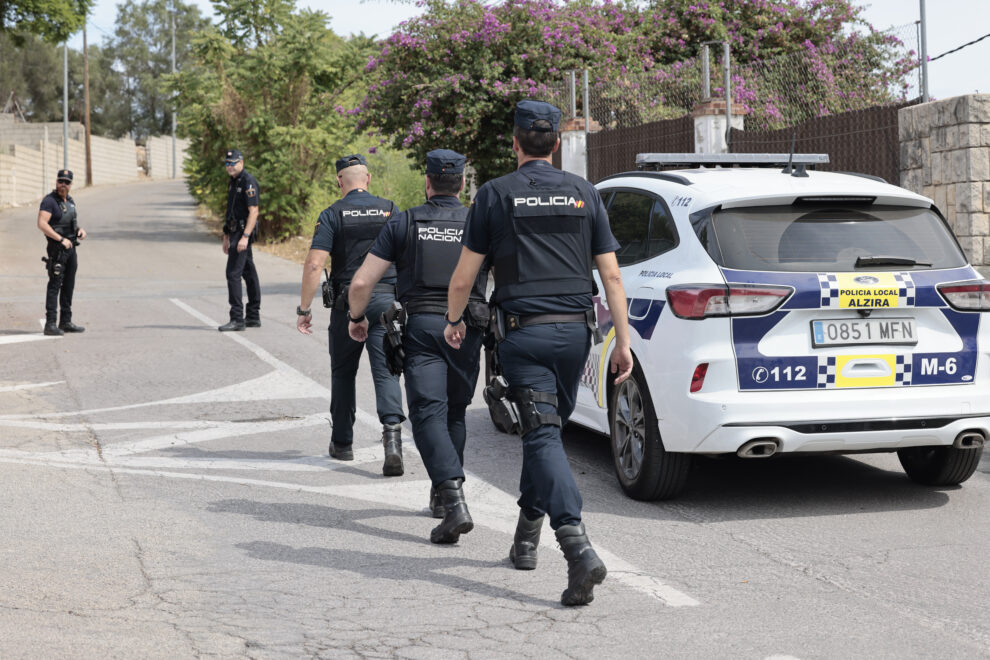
[0,117,145,207]
[900,94,990,267]
[145,135,190,180]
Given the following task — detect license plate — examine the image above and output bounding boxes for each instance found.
[811,318,918,347]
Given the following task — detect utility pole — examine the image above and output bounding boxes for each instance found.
[84,24,93,185]
[172,12,177,179]
[63,43,69,169]
[919,0,930,102]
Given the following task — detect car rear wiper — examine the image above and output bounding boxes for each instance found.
[854,255,932,268]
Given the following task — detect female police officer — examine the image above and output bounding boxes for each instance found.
[444,100,633,606]
[347,149,489,544]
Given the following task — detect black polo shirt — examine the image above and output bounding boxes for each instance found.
[224,170,259,234]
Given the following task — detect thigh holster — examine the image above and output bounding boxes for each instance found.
[508,387,562,435]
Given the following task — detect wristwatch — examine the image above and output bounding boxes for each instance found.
[296,305,311,316]
[445,311,464,326]
[348,311,367,323]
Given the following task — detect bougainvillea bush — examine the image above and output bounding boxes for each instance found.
[359,0,915,180]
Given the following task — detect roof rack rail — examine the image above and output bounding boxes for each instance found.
[598,171,693,186]
[636,153,829,170]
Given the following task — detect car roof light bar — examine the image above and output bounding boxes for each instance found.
[636,153,830,170]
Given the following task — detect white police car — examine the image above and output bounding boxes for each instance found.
[570,153,990,500]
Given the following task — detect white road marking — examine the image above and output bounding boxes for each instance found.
[0,334,58,345]
[0,380,64,392]
[0,298,701,607]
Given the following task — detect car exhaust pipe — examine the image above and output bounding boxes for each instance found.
[953,430,986,449]
[737,438,779,458]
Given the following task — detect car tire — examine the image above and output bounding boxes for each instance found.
[897,444,984,486]
[609,362,691,500]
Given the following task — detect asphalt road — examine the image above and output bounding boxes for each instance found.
[1,180,989,659]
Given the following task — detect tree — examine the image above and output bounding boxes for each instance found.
[170,0,379,240]
[0,31,129,136]
[359,0,915,178]
[0,0,93,43]
[359,0,645,184]
[106,0,211,140]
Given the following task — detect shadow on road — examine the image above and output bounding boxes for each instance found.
[210,499,559,607]
[464,409,955,524]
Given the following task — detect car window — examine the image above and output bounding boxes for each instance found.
[712,204,967,272]
[648,199,678,257]
[607,191,652,266]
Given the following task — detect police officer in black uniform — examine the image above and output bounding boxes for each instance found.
[37,169,87,336]
[347,149,489,544]
[296,154,406,476]
[219,149,262,331]
[445,100,634,606]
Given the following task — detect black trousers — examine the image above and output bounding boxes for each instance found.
[403,313,483,486]
[225,231,261,322]
[45,239,77,325]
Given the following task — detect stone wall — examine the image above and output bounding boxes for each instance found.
[899,94,990,267]
[0,116,147,207]
[145,135,190,180]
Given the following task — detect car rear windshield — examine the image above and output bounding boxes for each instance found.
[710,204,967,272]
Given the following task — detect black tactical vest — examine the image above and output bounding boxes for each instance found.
[329,196,396,287]
[398,202,486,304]
[48,192,77,238]
[490,175,594,304]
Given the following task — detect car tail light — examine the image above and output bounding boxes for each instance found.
[937,281,990,311]
[690,363,709,393]
[666,284,793,319]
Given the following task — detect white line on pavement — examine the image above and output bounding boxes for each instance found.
[0,335,58,345]
[0,380,64,392]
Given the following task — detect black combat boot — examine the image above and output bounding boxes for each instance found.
[428,486,444,518]
[509,510,544,570]
[43,322,64,336]
[555,523,607,606]
[381,423,403,476]
[58,321,85,333]
[430,479,473,544]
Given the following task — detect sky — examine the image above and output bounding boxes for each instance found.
[73,0,990,101]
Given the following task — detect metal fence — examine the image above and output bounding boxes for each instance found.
[544,23,922,181]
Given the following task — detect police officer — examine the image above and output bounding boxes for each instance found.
[296,154,406,476]
[37,169,87,336]
[219,149,262,331]
[445,100,634,606]
[347,149,489,544]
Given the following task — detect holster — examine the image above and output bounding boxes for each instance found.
[380,300,406,376]
[321,269,334,309]
[42,244,69,279]
[483,375,521,434]
[490,305,507,343]
[333,284,349,311]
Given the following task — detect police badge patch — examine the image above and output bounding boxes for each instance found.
[246,185,256,198]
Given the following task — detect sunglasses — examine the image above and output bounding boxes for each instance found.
[57,179,72,184]
[223,160,240,166]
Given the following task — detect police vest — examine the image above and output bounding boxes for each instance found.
[48,193,77,238]
[398,202,486,304]
[329,197,396,287]
[490,177,594,304]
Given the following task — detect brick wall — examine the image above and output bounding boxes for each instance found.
[899,95,990,268]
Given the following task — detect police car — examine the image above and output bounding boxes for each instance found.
[568,153,990,500]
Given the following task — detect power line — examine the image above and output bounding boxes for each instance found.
[930,32,990,62]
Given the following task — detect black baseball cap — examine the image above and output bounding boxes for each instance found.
[224,149,243,162]
[335,153,367,173]
[514,100,562,132]
[425,149,466,175]
[56,169,73,182]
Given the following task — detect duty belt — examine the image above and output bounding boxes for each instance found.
[404,300,447,316]
[504,309,603,344]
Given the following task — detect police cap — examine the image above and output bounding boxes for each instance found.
[224,149,243,162]
[56,169,73,182]
[425,149,465,175]
[514,100,561,132]
[335,153,367,173]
